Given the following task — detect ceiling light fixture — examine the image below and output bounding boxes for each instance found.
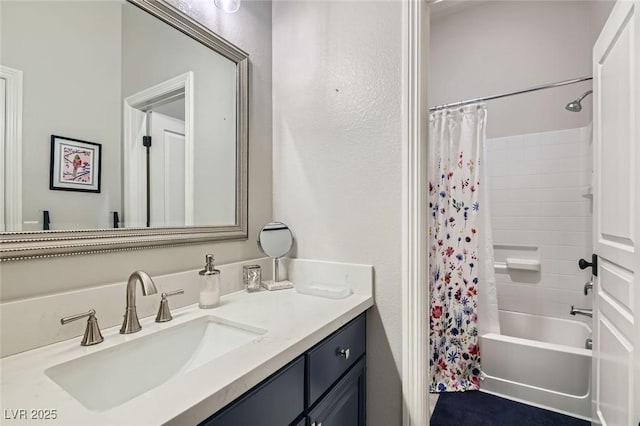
[214,0,241,13]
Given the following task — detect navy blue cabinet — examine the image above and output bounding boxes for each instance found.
[199,314,366,426]
[200,357,305,426]
[308,314,366,406]
[308,357,366,426]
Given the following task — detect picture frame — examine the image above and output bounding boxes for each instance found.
[49,135,102,193]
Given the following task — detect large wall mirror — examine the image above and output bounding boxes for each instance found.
[0,0,248,260]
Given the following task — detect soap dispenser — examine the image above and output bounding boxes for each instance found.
[198,254,220,309]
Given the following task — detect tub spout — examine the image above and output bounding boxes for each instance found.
[570,306,592,318]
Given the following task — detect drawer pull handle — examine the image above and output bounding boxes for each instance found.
[337,348,350,360]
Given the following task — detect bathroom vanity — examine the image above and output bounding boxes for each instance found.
[0,259,373,425]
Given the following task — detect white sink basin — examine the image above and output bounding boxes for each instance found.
[45,316,266,411]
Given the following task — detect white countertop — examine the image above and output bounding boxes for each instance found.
[0,288,373,425]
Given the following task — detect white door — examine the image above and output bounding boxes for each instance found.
[592,1,640,425]
[149,112,186,227]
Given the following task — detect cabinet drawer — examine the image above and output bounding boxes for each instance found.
[308,314,366,405]
[201,357,305,426]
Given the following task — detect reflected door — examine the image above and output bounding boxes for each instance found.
[1,77,6,231]
[592,1,640,424]
[149,112,186,227]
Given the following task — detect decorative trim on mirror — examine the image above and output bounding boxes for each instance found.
[0,226,245,261]
[0,0,249,261]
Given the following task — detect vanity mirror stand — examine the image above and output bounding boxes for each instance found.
[257,222,294,289]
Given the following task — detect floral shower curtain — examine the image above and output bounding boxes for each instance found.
[428,104,487,393]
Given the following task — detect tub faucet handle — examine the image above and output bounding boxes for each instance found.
[583,280,593,295]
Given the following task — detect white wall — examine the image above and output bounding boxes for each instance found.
[485,126,593,320]
[0,0,272,303]
[1,1,122,230]
[430,0,614,138]
[272,2,403,424]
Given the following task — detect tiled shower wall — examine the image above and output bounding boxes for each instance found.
[485,125,593,320]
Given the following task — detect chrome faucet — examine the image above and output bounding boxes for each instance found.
[120,271,158,334]
[570,306,592,318]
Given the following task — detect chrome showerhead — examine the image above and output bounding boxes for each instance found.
[565,90,593,112]
[565,100,583,112]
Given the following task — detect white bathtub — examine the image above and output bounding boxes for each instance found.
[480,310,592,420]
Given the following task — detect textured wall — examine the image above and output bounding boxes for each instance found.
[272,2,403,424]
[0,0,272,302]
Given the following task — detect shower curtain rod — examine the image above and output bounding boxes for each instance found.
[429,76,593,112]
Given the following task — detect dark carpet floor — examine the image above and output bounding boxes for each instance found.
[430,391,590,426]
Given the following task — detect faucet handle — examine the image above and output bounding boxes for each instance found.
[584,280,594,295]
[155,289,184,323]
[61,309,104,346]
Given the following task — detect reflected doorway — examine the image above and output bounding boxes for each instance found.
[123,72,194,228]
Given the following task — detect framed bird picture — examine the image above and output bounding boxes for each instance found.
[49,135,102,193]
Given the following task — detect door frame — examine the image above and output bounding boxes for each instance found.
[123,71,194,227]
[0,65,23,232]
[401,1,429,425]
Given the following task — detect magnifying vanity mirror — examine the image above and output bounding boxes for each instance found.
[257,222,294,283]
[0,0,248,260]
